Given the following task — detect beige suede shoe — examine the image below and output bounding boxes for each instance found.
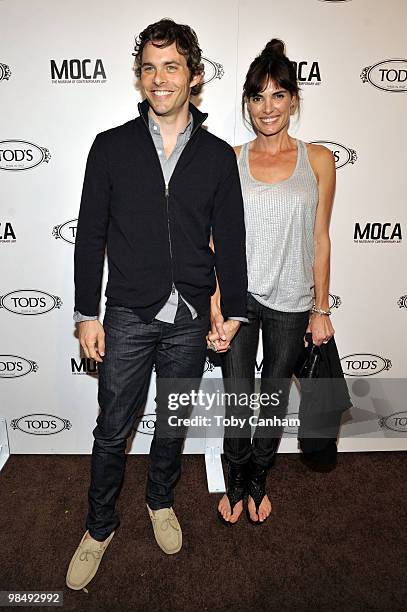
[66,530,115,590]
[147,505,182,554]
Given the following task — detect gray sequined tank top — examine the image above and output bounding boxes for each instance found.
[238,139,318,312]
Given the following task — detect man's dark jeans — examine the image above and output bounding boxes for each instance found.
[222,294,309,469]
[86,299,209,541]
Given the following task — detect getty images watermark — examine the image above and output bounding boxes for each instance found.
[166,389,300,430]
[152,378,407,441]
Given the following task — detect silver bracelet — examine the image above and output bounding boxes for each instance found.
[311,306,331,316]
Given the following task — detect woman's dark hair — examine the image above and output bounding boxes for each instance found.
[242,39,300,128]
[133,18,204,96]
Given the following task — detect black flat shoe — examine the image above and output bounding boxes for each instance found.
[246,461,270,525]
[217,462,247,526]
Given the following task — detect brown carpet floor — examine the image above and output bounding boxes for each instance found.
[0,452,406,612]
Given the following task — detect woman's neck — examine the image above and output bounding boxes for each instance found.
[251,129,295,154]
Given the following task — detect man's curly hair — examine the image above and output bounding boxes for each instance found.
[133,18,204,96]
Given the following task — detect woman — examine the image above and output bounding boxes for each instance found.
[208,39,336,525]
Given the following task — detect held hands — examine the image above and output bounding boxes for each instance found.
[306,313,335,347]
[78,320,105,363]
[206,309,240,353]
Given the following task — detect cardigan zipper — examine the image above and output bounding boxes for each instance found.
[139,106,206,297]
[165,182,175,295]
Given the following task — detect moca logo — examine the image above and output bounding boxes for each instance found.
[71,357,98,376]
[0,355,38,378]
[52,219,77,244]
[379,412,407,432]
[361,59,407,92]
[397,295,407,309]
[201,57,224,85]
[0,290,62,315]
[50,59,107,84]
[311,141,357,169]
[0,221,16,243]
[354,222,402,243]
[0,62,11,81]
[292,61,321,85]
[341,353,392,377]
[134,413,156,436]
[0,140,51,171]
[11,414,71,435]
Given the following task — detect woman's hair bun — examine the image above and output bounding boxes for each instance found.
[261,39,286,58]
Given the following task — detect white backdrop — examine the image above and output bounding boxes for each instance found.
[1,0,406,454]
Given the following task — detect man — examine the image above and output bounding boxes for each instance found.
[66,18,247,590]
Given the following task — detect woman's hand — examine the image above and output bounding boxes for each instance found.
[306,313,335,347]
[207,318,241,353]
[209,305,227,345]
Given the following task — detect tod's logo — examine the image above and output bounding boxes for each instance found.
[201,57,224,84]
[311,141,357,170]
[0,355,38,378]
[52,219,77,244]
[0,290,62,315]
[0,140,51,171]
[361,59,407,92]
[0,62,12,81]
[379,412,407,432]
[341,354,392,377]
[134,413,156,436]
[11,414,72,435]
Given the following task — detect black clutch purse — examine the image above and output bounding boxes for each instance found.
[295,333,321,379]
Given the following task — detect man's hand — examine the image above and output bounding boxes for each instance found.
[207,319,241,353]
[78,320,105,363]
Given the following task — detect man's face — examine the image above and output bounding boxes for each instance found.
[140,41,200,118]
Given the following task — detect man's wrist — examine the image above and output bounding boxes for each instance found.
[73,310,98,323]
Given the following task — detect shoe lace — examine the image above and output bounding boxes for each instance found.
[79,546,103,562]
[153,509,179,532]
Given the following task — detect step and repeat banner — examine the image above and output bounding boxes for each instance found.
[1,0,406,454]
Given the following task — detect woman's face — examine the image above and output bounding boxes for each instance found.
[246,79,296,137]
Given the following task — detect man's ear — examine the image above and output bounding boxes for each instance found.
[189,71,203,91]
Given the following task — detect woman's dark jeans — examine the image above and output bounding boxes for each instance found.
[222,294,309,469]
[86,299,209,541]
